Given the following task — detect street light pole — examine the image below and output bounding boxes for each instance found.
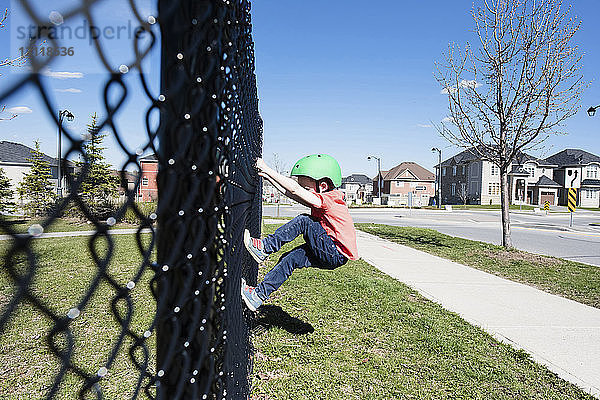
[367,155,382,204]
[57,110,75,197]
[587,105,600,117]
[432,148,442,208]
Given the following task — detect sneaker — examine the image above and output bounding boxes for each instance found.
[241,278,263,311]
[244,229,268,263]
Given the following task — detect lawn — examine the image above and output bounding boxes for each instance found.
[358,224,600,309]
[250,224,594,399]
[0,215,140,234]
[0,234,157,399]
[0,227,595,399]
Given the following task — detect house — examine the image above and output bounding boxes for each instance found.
[139,154,158,202]
[543,149,600,208]
[437,147,561,206]
[372,162,435,207]
[262,179,280,203]
[110,169,139,199]
[340,174,372,204]
[0,141,76,201]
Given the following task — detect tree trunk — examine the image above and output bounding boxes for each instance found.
[500,169,513,248]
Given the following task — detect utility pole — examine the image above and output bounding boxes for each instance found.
[57,109,75,197]
[432,148,442,208]
[367,155,382,204]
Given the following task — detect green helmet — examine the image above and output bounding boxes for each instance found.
[290,154,342,188]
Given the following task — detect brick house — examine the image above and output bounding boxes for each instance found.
[138,154,158,202]
[372,162,435,206]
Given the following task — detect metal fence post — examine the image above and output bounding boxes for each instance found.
[156,1,262,398]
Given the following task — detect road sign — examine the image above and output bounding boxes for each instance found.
[568,188,577,212]
[565,168,581,189]
[544,201,550,211]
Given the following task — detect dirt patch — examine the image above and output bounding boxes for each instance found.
[485,249,561,266]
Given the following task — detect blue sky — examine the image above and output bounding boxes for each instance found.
[1,0,599,178]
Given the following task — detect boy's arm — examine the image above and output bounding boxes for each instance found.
[257,159,322,208]
[260,173,298,201]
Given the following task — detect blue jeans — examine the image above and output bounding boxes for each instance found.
[255,214,348,300]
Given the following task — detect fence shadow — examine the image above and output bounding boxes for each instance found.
[252,305,314,335]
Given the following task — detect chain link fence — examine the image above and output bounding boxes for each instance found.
[0,0,262,398]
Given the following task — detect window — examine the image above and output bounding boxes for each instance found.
[462,165,466,175]
[415,186,426,191]
[451,183,456,196]
[587,165,598,179]
[488,182,500,196]
[452,166,457,176]
[585,189,598,199]
[470,182,479,194]
[471,163,479,177]
[491,165,499,176]
[142,177,148,186]
[461,183,466,194]
[442,167,447,176]
[525,165,535,177]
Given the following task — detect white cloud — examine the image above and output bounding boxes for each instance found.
[441,87,457,95]
[417,124,433,128]
[441,80,481,95]
[42,68,84,79]
[459,79,481,89]
[442,117,455,123]
[55,88,82,93]
[7,106,33,114]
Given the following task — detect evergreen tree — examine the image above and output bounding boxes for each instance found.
[76,113,119,214]
[0,167,15,213]
[18,140,55,217]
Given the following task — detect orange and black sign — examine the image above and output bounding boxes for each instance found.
[568,188,577,213]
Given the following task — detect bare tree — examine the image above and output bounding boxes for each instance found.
[457,182,469,208]
[435,0,585,248]
[1,8,30,121]
[269,153,288,175]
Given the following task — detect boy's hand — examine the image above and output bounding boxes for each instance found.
[256,158,267,173]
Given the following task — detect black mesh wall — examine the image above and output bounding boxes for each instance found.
[0,0,262,398]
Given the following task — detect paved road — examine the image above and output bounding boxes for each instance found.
[263,205,600,267]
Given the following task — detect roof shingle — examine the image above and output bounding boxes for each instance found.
[543,149,600,167]
[0,141,75,167]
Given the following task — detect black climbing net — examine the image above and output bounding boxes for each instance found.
[0,0,262,399]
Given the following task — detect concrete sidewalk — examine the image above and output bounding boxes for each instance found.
[356,229,600,398]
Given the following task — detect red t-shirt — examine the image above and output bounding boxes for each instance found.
[310,189,359,260]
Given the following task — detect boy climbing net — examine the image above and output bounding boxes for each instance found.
[241,154,359,311]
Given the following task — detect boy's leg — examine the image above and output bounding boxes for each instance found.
[255,243,316,300]
[262,214,322,254]
[278,214,348,271]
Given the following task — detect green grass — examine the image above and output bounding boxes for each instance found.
[250,223,594,399]
[0,226,595,399]
[0,234,156,399]
[0,215,139,234]
[358,224,600,309]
